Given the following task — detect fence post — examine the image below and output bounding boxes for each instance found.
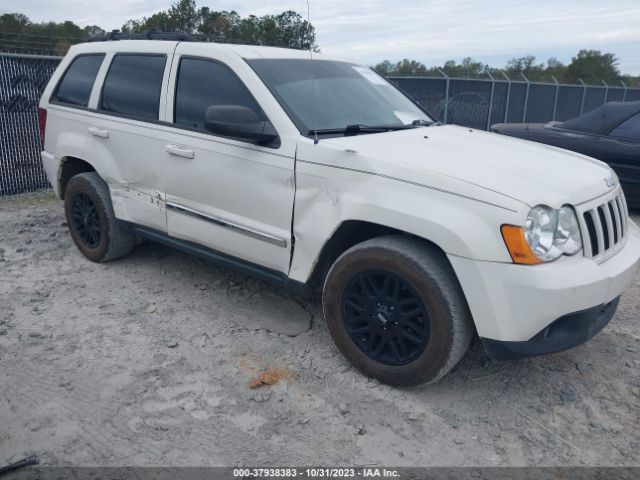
[621,80,628,102]
[521,72,530,123]
[579,79,587,115]
[602,79,609,105]
[437,68,449,124]
[501,71,511,123]
[485,71,495,130]
[551,76,560,121]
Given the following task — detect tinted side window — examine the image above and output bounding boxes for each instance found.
[175,58,262,130]
[100,54,166,120]
[53,54,104,107]
[610,113,640,141]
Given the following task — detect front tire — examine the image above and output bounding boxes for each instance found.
[64,172,135,262]
[322,235,473,387]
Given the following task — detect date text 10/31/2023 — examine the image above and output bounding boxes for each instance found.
[232,468,400,478]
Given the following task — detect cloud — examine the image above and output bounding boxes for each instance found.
[2,0,639,74]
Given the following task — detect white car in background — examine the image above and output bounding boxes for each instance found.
[38,35,640,386]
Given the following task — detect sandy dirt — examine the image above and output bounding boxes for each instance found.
[0,191,639,467]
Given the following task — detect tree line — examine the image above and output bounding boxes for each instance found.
[0,0,637,87]
[120,0,316,50]
[374,52,639,87]
[0,0,316,55]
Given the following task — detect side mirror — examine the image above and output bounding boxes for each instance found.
[204,105,278,144]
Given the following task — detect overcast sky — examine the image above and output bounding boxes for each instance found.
[3,0,640,75]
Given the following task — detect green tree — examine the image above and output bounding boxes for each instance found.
[545,57,565,80]
[266,11,316,49]
[169,0,199,32]
[394,58,427,75]
[565,50,620,84]
[441,57,487,78]
[198,9,241,40]
[621,74,639,88]
[121,1,317,50]
[0,13,91,54]
[505,55,545,80]
[0,13,30,32]
[372,60,394,75]
[121,0,197,33]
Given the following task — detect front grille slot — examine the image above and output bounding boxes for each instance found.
[580,191,628,260]
[615,196,625,238]
[597,207,610,250]
[608,202,618,244]
[583,211,599,256]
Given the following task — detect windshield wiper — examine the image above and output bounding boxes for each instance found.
[310,123,419,136]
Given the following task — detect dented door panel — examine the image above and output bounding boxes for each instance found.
[162,129,296,273]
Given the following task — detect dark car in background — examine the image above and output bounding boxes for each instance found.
[492,101,640,208]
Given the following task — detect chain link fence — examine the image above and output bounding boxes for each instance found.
[1,53,60,196]
[1,52,640,196]
[390,75,640,130]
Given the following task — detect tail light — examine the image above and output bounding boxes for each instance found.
[38,107,47,146]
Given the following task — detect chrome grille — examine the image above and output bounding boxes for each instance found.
[578,189,628,260]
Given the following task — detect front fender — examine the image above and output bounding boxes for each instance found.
[289,157,527,284]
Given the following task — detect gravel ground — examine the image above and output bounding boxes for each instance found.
[1,191,639,467]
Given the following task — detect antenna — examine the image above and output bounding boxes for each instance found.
[306,0,319,145]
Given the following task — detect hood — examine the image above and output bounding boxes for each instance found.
[320,125,615,208]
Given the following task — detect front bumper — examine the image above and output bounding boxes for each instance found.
[448,220,640,349]
[481,297,619,359]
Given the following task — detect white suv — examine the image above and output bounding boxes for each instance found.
[39,38,640,386]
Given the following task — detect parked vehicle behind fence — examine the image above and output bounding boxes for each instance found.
[492,101,640,208]
[38,35,640,386]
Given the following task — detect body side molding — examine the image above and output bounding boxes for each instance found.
[166,202,288,248]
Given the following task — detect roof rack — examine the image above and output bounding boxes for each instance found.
[88,30,193,42]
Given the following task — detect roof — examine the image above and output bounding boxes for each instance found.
[69,39,346,62]
[214,44,331,60]
[559,101,640,135]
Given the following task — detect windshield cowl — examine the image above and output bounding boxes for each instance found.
[310,123,430,137]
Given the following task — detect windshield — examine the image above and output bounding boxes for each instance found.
[247,58,432,135]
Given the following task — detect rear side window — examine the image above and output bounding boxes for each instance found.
[52,54,104,107]
[100,54,166,120]
[174,57,262,130]
[610,113,640,141]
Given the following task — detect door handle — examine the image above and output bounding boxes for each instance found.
[165,144,195,159]
[88,127,109,138]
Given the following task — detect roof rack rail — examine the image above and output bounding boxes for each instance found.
[88,30,193,42]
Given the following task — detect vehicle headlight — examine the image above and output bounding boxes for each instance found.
[502,205,582,265]
[554,206,582,255]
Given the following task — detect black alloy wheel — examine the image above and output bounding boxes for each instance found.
[70,191,102,249]
[342,269,429,366]
[322,235,474,386]
[64,172,136,262]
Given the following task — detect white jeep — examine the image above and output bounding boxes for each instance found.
[39,37,640,386]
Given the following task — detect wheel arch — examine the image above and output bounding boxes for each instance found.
[305,220,449,291]
[58,156,97,199]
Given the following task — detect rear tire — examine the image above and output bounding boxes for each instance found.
[322,235,473,387]
[64,172,135,262]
